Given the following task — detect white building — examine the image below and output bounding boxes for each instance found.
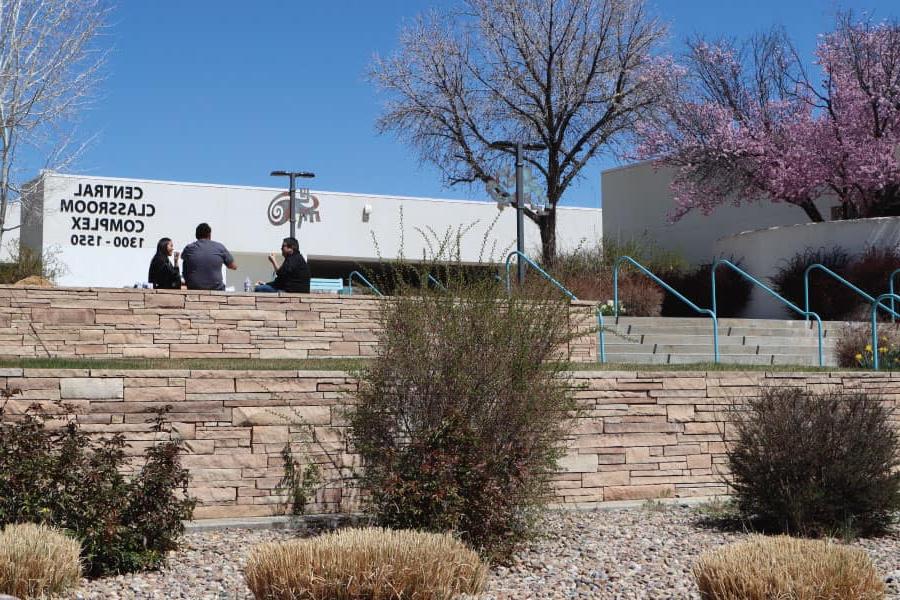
[601,161,836,266]
[19,172,602,288]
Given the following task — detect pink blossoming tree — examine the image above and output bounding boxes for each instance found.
[638,14,900,222]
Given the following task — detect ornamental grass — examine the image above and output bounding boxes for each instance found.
[0,523,83,599]
[244,527,488,600]
[693,535,885,600]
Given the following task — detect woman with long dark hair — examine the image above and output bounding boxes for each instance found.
[148,237,182,289]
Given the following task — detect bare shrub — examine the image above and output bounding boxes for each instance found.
[616,272,664,316]
[0,240,67,285]
[0,522,82,599]
[694,535,885,600]
[727,388,900,536]
[244,527,487,600]
[350,271,579,560]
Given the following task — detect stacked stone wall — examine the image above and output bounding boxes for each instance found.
[0,286,597,361]
[1,368,896,519]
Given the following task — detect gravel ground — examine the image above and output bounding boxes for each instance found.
[70,506,899,600]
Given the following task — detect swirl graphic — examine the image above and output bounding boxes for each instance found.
[267,192,290,225]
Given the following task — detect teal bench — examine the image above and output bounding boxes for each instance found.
[309,277,344,294]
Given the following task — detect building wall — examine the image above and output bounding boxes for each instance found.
[601,162,833,266]
[1,368,896,518]
[0,201,21,262]
[32,173,602,288]
[713,216,900,317]
[0,286,598,362]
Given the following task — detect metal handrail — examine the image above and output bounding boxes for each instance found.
[889,269,900,321]
[712,259,824,367]
[504,251,577,301]
[426,273,446,291]
[500,251,603,361]
[347,271,383,297]
[614,256,719,363]
[804,263,900,322]
[597,311,606,364]
[871,293,900,370]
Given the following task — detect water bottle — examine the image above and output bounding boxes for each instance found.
[244,277,252,293]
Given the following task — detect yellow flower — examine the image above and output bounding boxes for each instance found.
[865,344,873,352]
[880,347,888,353]
[855,353,863,361]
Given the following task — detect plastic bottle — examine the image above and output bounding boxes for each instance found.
[244,277,252,293]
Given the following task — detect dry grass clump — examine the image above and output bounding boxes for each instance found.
[0,523,82,599]
[244,527,487,600]
[694,535,885,600]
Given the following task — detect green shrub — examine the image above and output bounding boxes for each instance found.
[0,523,82,599]
[244,527,487,600]
[694,535,885,600]
[349,273,578,560]
[727,387,900,536]
[0,396,196,577]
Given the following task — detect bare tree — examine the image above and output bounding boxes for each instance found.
[0,0,107,247]
[371,0,667,262]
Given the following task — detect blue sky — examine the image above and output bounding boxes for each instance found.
[66,0,898,208]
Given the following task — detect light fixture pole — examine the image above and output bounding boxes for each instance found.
[489,141,547,285]
[270,170,315,239]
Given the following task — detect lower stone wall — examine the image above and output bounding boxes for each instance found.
[1,369,897,519]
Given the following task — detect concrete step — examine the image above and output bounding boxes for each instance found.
[611,316,850,328]
[603,334,836,347]
[603,352,826,366]
[603,343,829,355]
[597,316,841,367]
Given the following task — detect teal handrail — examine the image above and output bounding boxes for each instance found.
[889,269,900,322]
[712,259,824,367]
[596,310,606,364]
[614,256,719,363]
[500,251,603,362]
[347,271,383,297]
[871,293,900,370]
[504,251,577,301]
[426,273,446,291]
[804,264,900,322]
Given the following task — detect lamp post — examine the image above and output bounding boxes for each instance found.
[270,170,315,239]
[489,141,547,285]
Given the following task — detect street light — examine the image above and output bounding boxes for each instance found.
[488,141,547,285]
[270,170,316,239]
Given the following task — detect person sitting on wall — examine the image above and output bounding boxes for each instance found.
[148,237,182,289]
[254,237,311,294]
[181,222,237,291]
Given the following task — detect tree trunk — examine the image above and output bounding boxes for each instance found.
[538,209,557,265]
[799,200,824,223]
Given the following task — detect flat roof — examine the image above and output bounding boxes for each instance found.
[40,171,600,212]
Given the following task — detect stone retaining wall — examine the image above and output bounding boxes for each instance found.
[0,286,597,361]
[1,369,897,519]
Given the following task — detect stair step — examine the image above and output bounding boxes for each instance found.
[603,343,829,355]
[603,353,827,367]
[596,316,841,366]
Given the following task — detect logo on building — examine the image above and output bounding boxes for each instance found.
[267,190,321,226]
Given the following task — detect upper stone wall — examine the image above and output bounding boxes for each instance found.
[0,286,598,361]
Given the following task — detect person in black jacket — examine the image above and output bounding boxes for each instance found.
[148,237,182,289]
[254,237,311,293]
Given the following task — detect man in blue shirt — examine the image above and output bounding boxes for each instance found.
[181,223,237,290]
